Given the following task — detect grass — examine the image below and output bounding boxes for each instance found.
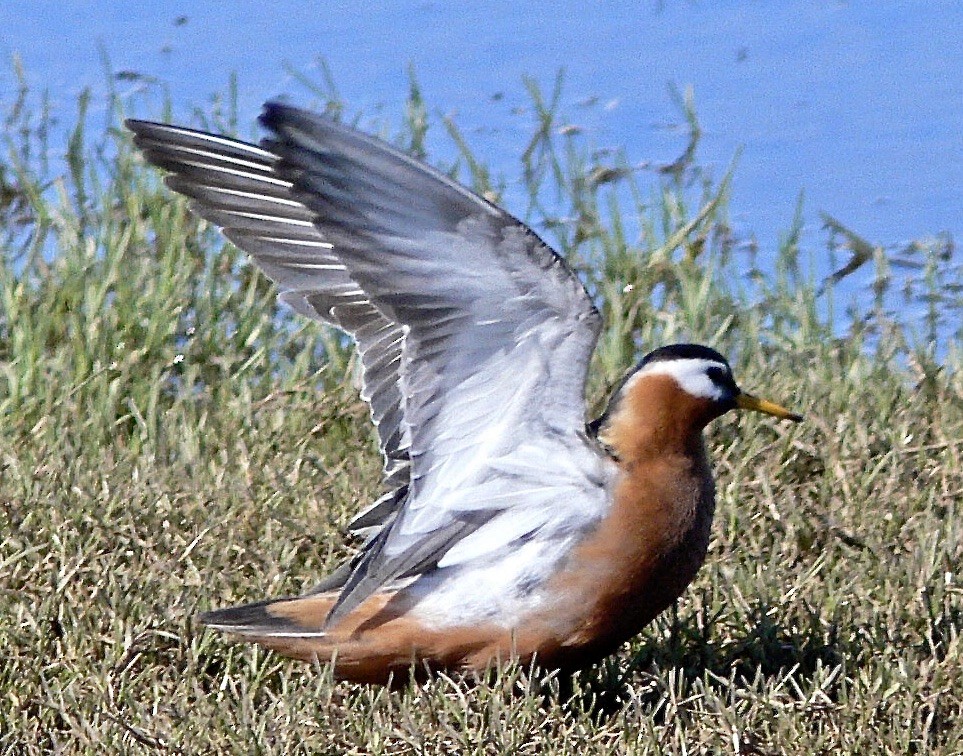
[1,70,962,754]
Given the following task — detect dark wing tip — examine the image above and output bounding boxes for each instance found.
[125,118,184,141]
[259,101,306,134]
[124,117,157,131]
[124,118,165,147]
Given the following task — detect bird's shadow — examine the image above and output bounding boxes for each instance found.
[542,600,843,723]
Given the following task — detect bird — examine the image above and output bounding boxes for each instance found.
[126,104,801,686]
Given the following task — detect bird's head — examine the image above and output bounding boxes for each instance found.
[594,343,801,458]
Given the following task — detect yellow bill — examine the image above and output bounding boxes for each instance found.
[736,392,803,422]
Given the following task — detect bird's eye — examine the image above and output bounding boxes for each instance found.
[706,365,737,395]
[706,365,728,384]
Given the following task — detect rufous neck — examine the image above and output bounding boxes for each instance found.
[598,374,715,463]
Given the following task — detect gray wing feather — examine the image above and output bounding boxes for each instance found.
[127,120,410,516]
[258,105,606,624]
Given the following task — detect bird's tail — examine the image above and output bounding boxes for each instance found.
[198,590,428,684]
[199,593,339,662]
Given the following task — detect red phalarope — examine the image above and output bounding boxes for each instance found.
[127,105,801,685]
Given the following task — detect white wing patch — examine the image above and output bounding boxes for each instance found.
[407,536,579,628]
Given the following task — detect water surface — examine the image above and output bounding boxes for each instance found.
[2,1,961,339]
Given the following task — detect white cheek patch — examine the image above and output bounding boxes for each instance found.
[628,358,730,400]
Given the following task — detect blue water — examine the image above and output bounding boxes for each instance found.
[2,1,961,340]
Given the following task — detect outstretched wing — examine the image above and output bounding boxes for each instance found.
[129,108,612,628]
[258,105,609,624]
[126,121,411,510]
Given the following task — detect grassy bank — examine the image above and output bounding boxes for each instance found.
[1,75,961,754]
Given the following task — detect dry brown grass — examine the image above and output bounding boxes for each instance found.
[2,76,961,754]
